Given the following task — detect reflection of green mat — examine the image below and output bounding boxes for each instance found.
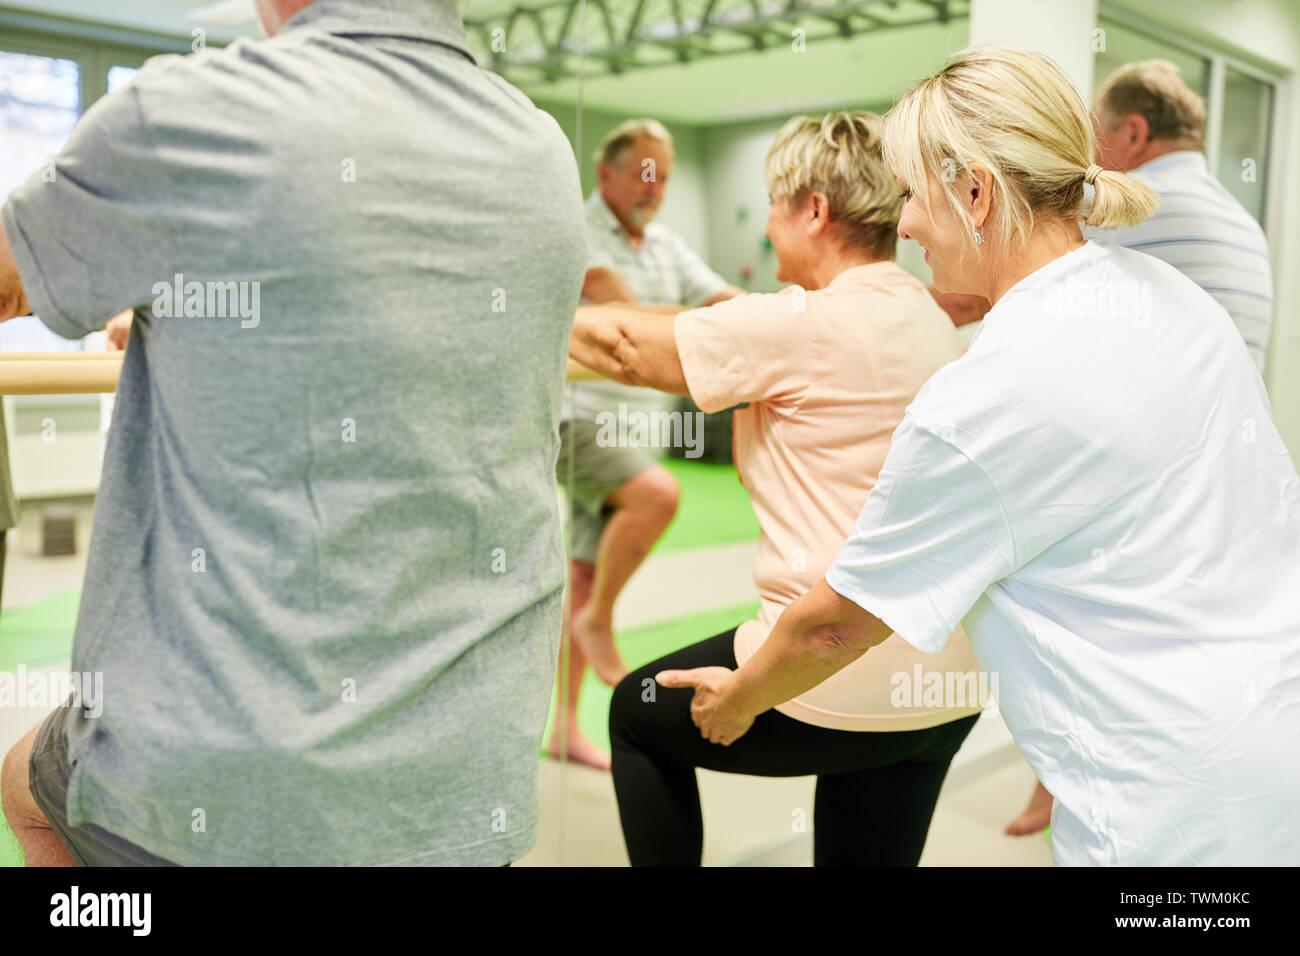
[0,815,20,867]
[541,600,760,753]
[1,589,80,867]
[0,589,79,671]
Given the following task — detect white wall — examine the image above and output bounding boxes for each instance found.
[699,118,788,295]
[970,0,1099,95]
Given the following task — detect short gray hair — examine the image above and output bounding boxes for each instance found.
[1095,60,1205,149]
[593,118,674,167]
[766,111,901,259]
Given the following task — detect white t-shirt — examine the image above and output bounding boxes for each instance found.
[1083,151,1273,373]
[825,239,1300,865]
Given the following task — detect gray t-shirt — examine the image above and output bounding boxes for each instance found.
[1,0,585,865]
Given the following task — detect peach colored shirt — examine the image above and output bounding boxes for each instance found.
[674,261,983,732]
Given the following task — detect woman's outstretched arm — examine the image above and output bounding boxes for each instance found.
[569,303,693,396]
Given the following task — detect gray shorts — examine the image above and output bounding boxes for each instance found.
[557,418,658,563]
[28,703,178,866]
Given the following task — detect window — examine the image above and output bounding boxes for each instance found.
[0,28,184,350]
[107,64,139,93]
[0,50,81,351]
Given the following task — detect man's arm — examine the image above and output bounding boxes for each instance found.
[569,303,690,396]
[105,310,133,349]
[699,284,745,307]
[0,221,32,322]
[3,222,134,342]
[582,266,639,305]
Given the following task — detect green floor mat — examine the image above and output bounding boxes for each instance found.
[0,590,81,867]
[0,589,79,671]
[0,796,21,866]
[540,599,760,754]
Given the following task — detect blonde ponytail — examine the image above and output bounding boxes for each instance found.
[883,48,1161,248]
[1085,167,1159,230]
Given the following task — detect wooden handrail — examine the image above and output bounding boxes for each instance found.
[1,352,602,395]
[0,352,124,395]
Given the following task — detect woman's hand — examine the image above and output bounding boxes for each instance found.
[655,666,757,746]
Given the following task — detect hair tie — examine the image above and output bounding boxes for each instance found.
[1084,164,1103,185]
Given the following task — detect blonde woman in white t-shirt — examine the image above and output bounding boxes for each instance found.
[666,47,1300,865]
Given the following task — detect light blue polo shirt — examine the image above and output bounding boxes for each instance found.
[2,0,586,865]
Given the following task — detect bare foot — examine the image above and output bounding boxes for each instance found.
[545,729,612,771]
[1005,781,1053,836]
[569,604,629,687]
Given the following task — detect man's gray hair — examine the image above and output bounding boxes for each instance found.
[1095,59,1206,149]
[593,118,674,167]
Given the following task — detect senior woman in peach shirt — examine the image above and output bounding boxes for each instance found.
[569,111,985,867]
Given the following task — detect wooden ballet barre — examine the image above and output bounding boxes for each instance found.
[0,352,603,395]
[1,352,123,360]
[0,352,124,395]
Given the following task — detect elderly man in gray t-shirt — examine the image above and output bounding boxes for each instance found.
[0,0,585,866]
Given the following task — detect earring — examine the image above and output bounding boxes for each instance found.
[973,229,984,245]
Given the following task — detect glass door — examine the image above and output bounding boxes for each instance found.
[1217,67,1272,226]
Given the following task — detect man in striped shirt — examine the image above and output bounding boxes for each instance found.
[1088,59,1273,373]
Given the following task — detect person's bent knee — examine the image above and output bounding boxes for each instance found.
[608,669,650,750]
[642,468,681,519]
[1,727,43,832]
[611,467,680,520]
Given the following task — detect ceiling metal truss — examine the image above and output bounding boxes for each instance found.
[463,0,969,86]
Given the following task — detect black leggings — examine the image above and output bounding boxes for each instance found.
[609,627,979,866]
